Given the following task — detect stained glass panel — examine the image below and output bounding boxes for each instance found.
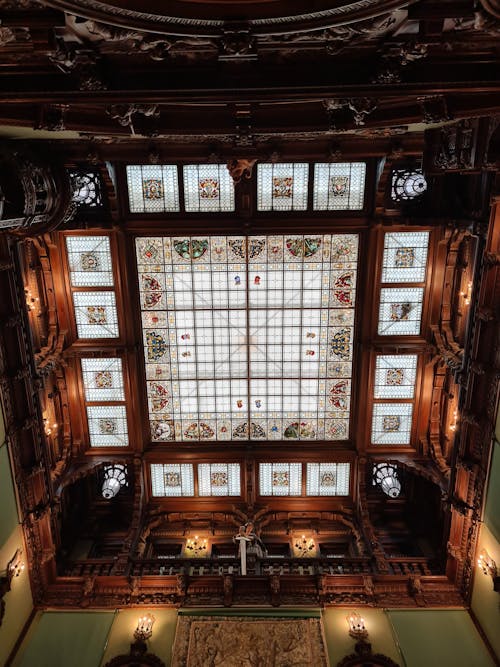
[65,236,113,287]
[198,463,241,496]
[73,291,119,338]
[381,232,430,283]
[81,358,125,402]
[86,405,128,447]
[306,462,350,496]
[374,355,418,399]
[150,463,194,497]
[313,163,366,211]
[257,163,309,211]
[371,403,413,445]
[259,462,302,496]
[183,164,235,212]
[136,234,358,441]
[126,165,180,213]
[377,287,424,336]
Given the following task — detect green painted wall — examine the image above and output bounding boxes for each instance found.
[388,610,495,667]
[16,611,115,667]
[484,439,500,543]
[471,524,500,660]
[0,433,19,547]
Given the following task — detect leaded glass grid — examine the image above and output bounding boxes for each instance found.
[86,405,129,447]
[81,358,125,402]
[198,463,241,496]
[72,291,119,338]
[374,355,418,399]
[65,236,114,287]
[306,462,350,496]
[313,163,366,211]
[126,165,180,213]
[150,463,194,497]
[257,163,309,211]
[183,164,235,212]
[381,232,430,283]
[377,288,424,336]
[136,234,358,442]
[259,462,302,496]
[371,403,413,445]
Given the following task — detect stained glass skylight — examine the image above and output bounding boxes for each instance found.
[136,234,358,442]
[371,403,413,445]
[313,163,366,211]
[65,236,113,287]
[257,163,309,211]
[126,165,180,213]
[81,358,125,402]
[377,287,424,336]
[198,463,241,496]
[150,463,194,497]
[86,405,129,447]
[374,355,418,399]
[183,164,235,212]
[72,291,119,338]
[306,463,350,496]
[381,231,430,283]
[259,463,302,496]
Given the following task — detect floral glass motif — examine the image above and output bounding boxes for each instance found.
[146,331,168,361]
[381,232,429,283]
[395,247,415,268]
[99,418,116,434]
[199,178,219,199]
[260,463,302,496]
[320,471,336,486]
[382,415,401,432]
[95,371,113,388]
[87,405,128,447]
[313,163,366,210]
[174,239,208,260]
[66,236,113,287]
[286,238,321,258]
[273,471,289,486]
[371,403,413,445]
[151,464,194,496]
[148,382,170,412]
[81,252,99,271]
[73,292,119,338]
[81,358,125,402]
[211,471,228,486]
[183,164,234,212]
[257,163,309,211]
[387,369,404,385]
[198,464,241,496]
[273,177,293,198]
[390,303,412,321]
[374,355,418,399]
[143,178,163,200]
[126,165,179,213]
[307,463,350,496]
[165,472,181,487]
[329,175,349,197]
[86,306,107,324]
[378,288,424,335]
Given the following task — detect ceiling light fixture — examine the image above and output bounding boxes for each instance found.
[373,463,401,498]
[101,464,127,499]
[186,536,208,556]
[294,535,315,557]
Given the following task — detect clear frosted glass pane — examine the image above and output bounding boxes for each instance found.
[81,358,125,402]
[378,288,424,336]
[183,164,235,212]
[65,236,113,287]
[73,291,119,338]
[371,403,413,445]
[150,463,194,496]
[306,462,350,495]
[257,163,309,211]
[126,165,179,213]
[374,355,418,398]
[381,231,430,283]
[313,163,366,210]
[87,405,128,447]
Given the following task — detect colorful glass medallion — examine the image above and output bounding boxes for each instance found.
[333,290,353,306]
[81,251,99,271]
[211,471,228,486]
[146,331,168,361]
[149,382,170,411]
[334,272,354,288]
[174,239,208,260]
[272,471,289,486]
[251,422,266,439]
[390,303,412,321]
[386,368,404,386]
[272,176,293,198]
[284,421,315,439]
[329,380,349,409]
[228,239,246,259]
[183,422,215,439]
[99,418,116,434]
[327,420,347,439]
[165,472,181,487]
[331,237,356,262]
[142,275,162,291]
[95,371,113,388]
[142,178,163,200]
[199,178,219,199]
[395,247,415,268]
[232,423,249,439]
[86,306,106,324]
[329,175,349,197]
[139,239,162,262]
[249,238,265,258]
[320,471,336,486]
[382,415,401,432]
[286,237,322,258]
[151,419,174,440]
[329,328,351,360]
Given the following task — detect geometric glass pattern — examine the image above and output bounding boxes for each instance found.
[81,358,125,402]
[65,235,114,287]
[86,405,129,447]
[257,163,309,211]
[259,462,302,496]
[150,463,195,497]
[381,231,430,283]
[306,462,350,496]
[135,234,358,442]
[377,288,424,336]
[371,403,413,445]
[198,463,241,496]
[126,165,180,213]
[373,355,418,399]
[313,163,366,211]
[72,291,119,338]
[183,164,235,212]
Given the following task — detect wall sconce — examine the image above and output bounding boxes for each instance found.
[460,281,472,306]
[186,536,208,556]
[134,613,155,642]
[346,611,368,640]
[101,464,128,499]
[449,409,458,432]
[1,549,25,587]
[24,288,39,313]
[43,418,58,437]
[294,535,315,557]
[477,549,500,592]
